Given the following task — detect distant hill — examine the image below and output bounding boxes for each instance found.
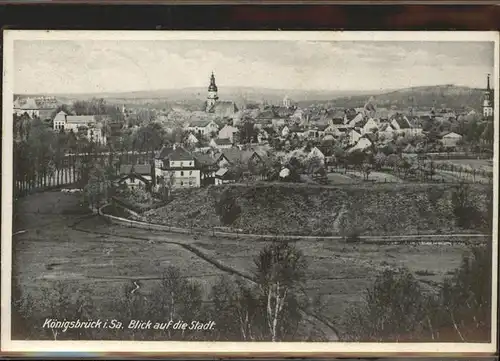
[18,87,381,105]
[17,84,486,111]
[329,84,486,111]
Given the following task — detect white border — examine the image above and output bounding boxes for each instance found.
[1,30,498,355]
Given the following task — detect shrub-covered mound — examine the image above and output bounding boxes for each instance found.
[142,184,491,236]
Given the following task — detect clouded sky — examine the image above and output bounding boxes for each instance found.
[13,40,494,94]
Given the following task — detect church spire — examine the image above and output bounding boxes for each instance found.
[487,73,491,91]
[208,72,218,92]
[206,72,219,112]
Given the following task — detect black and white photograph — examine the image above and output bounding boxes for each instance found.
[1,31,498,354]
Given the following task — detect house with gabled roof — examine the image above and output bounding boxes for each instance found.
[390,113,423,136]
[155,145,201,188]
[348,137,373,153]
[208,101,239,118]
[118,164,154,190]
[346,112,365,128]
[215,148,261,168]
[348,129,362,146]
[210,138,233,150]
[218,124,239,143]
[440,131,463,148]
[14,97,40,118]
[361,118,379,134]
[193,152,218,185]
[186,119,219,137]
[378,123,397,139]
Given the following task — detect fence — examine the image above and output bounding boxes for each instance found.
[14,166,81,198]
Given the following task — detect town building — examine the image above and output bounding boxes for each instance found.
[155,146,201,189]
[218,124,239,142]
[206,72,219,112]
[210,138,233,149]
[185,119,219,137]
[118,164,154,190]
[14,97,39,118]
[440,132,463,148]
[483,73,494,118]
[204,72,239,118]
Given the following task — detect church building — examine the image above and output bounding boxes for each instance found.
[483,73,494,118]
[205,72,239,118]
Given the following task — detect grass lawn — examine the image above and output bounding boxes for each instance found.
[326,172,358,184]
[434,159,494,172]
[342,170,403,183]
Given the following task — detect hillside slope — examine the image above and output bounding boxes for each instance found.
[143,183,490,236]
[331,84,484,110]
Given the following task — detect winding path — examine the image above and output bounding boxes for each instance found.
[70,215,341,341]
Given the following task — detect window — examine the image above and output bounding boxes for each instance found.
[181,171,184,176]
[189,162,192,166]
[181,181,184,186]
[189,181,192,186]
[180,162,183,167]
[189,171,192,175]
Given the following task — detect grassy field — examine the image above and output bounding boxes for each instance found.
[433,158,494,172]
[11,191,474,339]
[144,183,490,236]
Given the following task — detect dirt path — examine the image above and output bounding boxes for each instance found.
[70,215,341,341]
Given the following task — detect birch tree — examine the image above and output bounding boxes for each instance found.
[254,242,306,341]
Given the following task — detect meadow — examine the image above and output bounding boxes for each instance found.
[12,191,474,339]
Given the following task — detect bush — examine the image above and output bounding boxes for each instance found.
[214,189,241,226]
[343,245,492,342]
[344,267,428,341]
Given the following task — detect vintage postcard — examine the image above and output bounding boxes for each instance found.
[1,30,498,355]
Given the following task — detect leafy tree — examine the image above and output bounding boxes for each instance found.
[215,189,241,225]
[148,266,204,340]
[361,162,373,181]
[374,152,387,170]
[344,268,428,341]
[451,182,482,229]
[431,246,491,342]
[238,119,258,144]
[254,242,306,341]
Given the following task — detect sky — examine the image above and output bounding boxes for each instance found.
[13,40,495,94]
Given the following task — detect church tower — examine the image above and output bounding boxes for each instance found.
[483,73,494,118]
[206,72,219,112]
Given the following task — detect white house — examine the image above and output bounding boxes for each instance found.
[348,137,373,153]
[361,118,379,134]
[186,133,199,145]
[281,125,290,137]
[186,119,219,137]
[441,132,463,148]
[161,146,201,188]
[308,146,326,164]
[87,126,107,145]
[348,129,362,145]
[14,97,39,118]
[53,111,96,132]
[218,124,239,142]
